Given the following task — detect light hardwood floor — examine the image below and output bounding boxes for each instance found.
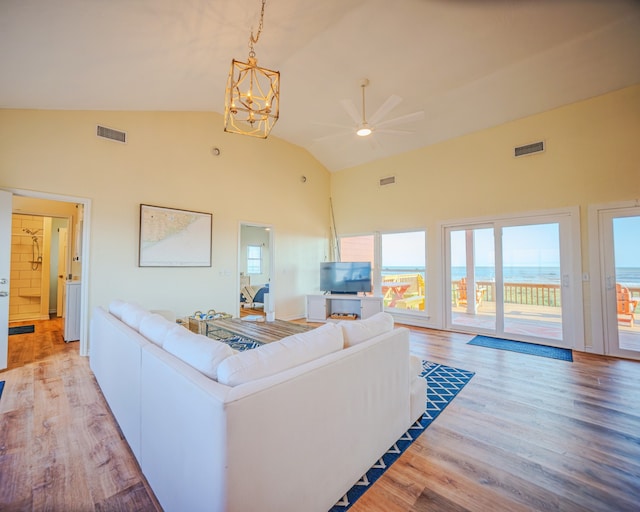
[1,318,639,511]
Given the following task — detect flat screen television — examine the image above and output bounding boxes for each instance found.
[320,261,372,294]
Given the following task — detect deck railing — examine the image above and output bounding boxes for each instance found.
[382,272,640,313]
[477,281,562,307]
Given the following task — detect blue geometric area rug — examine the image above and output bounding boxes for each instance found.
[330,360,475,511]
[206,327,265,351]
[468,335,573,361]
[0,380,5,402]
[221,335,264,351]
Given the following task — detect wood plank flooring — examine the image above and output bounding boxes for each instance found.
[1,318,639,511]
[1,319,161,511]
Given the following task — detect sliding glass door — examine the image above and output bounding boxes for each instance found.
[446,213,575,347]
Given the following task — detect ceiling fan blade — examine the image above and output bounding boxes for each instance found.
[368,94,402,126]
[339,99,361,125]
[375,110,424,129]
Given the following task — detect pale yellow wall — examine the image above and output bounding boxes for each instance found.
[331,84,640,340]
[0,110,331,322]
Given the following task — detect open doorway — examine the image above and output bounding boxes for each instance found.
[238,223,274,320]
[1,189,90,372]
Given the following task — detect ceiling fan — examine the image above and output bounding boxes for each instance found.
[316,79,424,142]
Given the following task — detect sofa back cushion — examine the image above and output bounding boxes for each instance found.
[108,299,127,319]
[217,322,344,386]
[164,328,235,380]
[139,314,179,347]
[120,303,151,330]
[339,312,394,347]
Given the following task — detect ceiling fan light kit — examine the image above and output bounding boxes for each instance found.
[331,78,424,142]
[224,0,280,139]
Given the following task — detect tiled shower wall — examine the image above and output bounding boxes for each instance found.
[10,214,45,321]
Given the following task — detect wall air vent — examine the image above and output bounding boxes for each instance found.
[379,176,396,186]
[97,125,127,143]
[514,140,544,157]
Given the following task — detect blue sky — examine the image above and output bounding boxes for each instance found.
[381,216,639,269]
[614,216,640,267]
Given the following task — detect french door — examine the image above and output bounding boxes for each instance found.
[598,207,640,359]
[445,211,579,348]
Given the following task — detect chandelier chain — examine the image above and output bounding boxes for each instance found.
[248,0,267,58]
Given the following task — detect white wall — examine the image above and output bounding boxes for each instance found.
[0,110,331,325]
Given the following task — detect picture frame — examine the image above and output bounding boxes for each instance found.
[139,204,212,267]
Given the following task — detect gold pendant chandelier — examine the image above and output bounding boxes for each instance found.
[224,0,280,139]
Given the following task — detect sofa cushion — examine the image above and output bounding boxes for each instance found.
[121,303,151,330]
[217,322,344,386]
[340,312,394,347]
[139,314,179,347]
[108,299,127,319]
[164,328,235,380]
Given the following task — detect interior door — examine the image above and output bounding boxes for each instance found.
[600,207,640,359]
[0,189,12,370]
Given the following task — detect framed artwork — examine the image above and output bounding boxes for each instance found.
[139,204,212,267]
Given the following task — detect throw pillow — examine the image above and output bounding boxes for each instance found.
[340,311,394,347]
[164,328,235,380]
[217,322,344,386]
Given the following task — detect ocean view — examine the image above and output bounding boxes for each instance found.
[382,266,640,287]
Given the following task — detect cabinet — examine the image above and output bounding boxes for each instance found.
[64,280,81,342]
[306,294,383,323]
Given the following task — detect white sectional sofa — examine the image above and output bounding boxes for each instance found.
[89,301,426,512]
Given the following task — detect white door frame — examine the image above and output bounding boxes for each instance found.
[588,199,640,358]
[2,187,92,357]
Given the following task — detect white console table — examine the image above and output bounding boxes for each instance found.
[306,294,383,323]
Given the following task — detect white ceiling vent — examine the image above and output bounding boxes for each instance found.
[379,176,396,186]
[97,125,127,143]
[514,140,544,157]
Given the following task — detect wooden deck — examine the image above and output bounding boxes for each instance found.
[1,318,640,511]
[452,302,640,351]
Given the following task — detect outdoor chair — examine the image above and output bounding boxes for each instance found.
[617,283,638,327]
[455,277,485,308]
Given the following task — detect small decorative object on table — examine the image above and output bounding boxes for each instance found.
[188,309,232,334]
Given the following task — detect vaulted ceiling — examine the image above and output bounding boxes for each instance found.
[2,0,639,171]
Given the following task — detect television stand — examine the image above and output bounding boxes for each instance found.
[306,294,383,323]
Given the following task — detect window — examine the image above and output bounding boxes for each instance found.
[247,245,262,274]
[381,231,426,311]
[338,230,427,314]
